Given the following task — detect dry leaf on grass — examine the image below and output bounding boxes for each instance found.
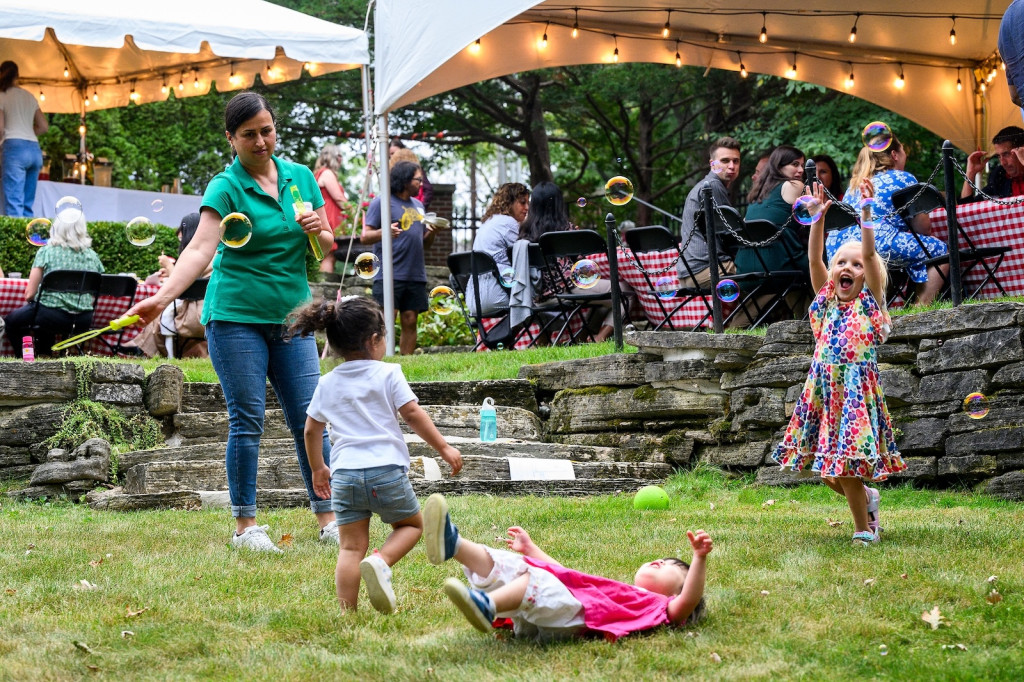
[710,652,722,663]
[86,664,100,672]
[901,573,908,579]
[73,580,98,591]
[941,643,967,651]
[986,589,1003,604]
[762,499,775,508]
[24,550,31,556]
[826,518,844,527]
[88,559,103,568]
[709,502,715,510]
[194,575,202,581]
[921,606,948,630]
[72,640,94,654]
[864,578,875,586]
[987,575,998,583]
[125,605,150,618]
[277,533,294,548]
[121,631,134,638]
[4,589,15,596]
[27,543,35,549]
[760,590,770,596]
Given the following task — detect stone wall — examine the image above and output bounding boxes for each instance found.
[2,302,1022,501]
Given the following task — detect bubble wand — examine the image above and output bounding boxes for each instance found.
[50,315,140,352]
[290,185,324,262]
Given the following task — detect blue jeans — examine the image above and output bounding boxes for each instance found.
[2,139,43,217]
[206,320,332,518]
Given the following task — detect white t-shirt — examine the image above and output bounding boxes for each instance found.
[306,360,418,472]
[0,86,41,142]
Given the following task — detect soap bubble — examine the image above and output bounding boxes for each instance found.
[496,343,505,351]
[963,392,989,419]
[604,176,634,206]
[400,207,423,231]
[26,218,51,246]
[429,285,456,315]
[792,195,824,226]
[125,216,156,247]
[219,212,253,248]
[499,266,516,288]
[576,197,588,208]
[354,252,380,279]
[710,159,724,175]
[862,121,893,152]
[150,199,164,213]
[654,275,678,299]
[55,196,83,223]
[716,279,740,303]
[570,259,600,289]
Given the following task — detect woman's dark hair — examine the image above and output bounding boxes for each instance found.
[287,296,386,355]
[177,212,201,255]
[660,558,706,625]
[811,154,843,199]
[747,145,805,204]
[390,161,421,195]
[518,181,569,241]
[224,91,276,136]
[0,61,19,92]
[389,136,407,150]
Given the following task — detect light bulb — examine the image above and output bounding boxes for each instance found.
[39,90,45,101]
[759,14,768,44]
[78,124,86,135]
[92,90,98,102]
[676,51,682,68]
[63,64,69,78]
[468,39,481,54]
[613,46,619,63]
[161,83,168,94]
[949,29,957,46]
[740,63,748,78]
[848,27,857,43]
[894,74,905,89]
[956,77,963,92]
[845,73,855,89]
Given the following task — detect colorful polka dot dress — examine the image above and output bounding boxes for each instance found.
[772,280,906,480]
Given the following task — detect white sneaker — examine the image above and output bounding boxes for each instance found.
[359,554,396,614]
[230,525,283,553]
[319,520,340,545]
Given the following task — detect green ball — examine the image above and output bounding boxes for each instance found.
[633,485,670,510]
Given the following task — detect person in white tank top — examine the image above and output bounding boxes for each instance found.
[0,61,49,217]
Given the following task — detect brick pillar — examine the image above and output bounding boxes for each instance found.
[424,182,454,267]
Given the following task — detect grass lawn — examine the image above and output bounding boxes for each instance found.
[2,468,1022,680]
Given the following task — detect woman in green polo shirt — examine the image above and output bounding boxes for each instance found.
[129,91,337,552]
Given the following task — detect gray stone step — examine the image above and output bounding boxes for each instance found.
[88,477,662,511]
[122,454,671,495]
[178,379,538,414]
[119,436,632,474]
[169,405,542,446]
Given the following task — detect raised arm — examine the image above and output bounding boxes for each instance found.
[667,530,713,625]
[504,526,561,565]
[807,182,831,293]
[858,180,885,304]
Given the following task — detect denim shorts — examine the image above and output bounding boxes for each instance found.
[330,464,420,525]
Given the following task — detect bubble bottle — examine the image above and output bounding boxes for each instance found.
[290,185,324,262]
[479,397,497,442]
[22,336,35,362]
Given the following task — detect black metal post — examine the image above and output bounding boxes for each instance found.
[604,213,624,351]
[804,159,817,191]
[700,183,724,333]
[941,140,963,306]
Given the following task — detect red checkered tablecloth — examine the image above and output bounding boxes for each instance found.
[0,278,160,356]
[928,199,1024,297]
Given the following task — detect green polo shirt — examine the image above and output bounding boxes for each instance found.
[200,155,324,325]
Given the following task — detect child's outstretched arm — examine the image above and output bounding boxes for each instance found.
[398,401,463,475]
[505,526,561,565]
[807,182,832,293]
[303,416,332,500]
[667,530,713,626]
[857,179,886,302]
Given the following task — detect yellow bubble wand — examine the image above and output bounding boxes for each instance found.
[290,185,324,262]
[51,314,140,352]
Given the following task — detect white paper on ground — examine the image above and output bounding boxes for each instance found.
[507,457,576,481]
[420,457,443,480]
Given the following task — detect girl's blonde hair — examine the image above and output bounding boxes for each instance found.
[47,213,92,250]
[314,144,343,173]
[847,136,902,193]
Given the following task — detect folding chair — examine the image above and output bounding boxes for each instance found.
[171,277,209,358]
[891,183,1011,299]
[29,270,103,353]
[731,220,813,327]
[446,252,518,351]
[92,274,138,355]
[537,229,615,344]
[624,225,712,331]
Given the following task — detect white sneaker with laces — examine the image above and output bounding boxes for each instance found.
[230,525,283,553]
[359,554,396,614]
[319,520,340,545]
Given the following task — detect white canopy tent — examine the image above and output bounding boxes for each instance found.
[0,0,369,113]
[371,1,1019,351]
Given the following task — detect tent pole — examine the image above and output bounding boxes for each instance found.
[377,113,395,355]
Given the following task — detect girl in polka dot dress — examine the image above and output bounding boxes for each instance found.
[772,181,906,546]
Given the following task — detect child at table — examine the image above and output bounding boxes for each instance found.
[423,493,711,642]
[4,212,104,357]
[772,182,906,545]
[288,295,462,614]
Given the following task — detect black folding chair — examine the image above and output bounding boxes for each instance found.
[731,220,813,327]
[891,183,1011,299]
[446,252,517,351]
[91,274,138,355]
[624,225,713,331]
[29,269,103,353]
[171,277,209,358]
[537,229,614,344]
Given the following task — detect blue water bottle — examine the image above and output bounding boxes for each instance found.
[479,397,497,442]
